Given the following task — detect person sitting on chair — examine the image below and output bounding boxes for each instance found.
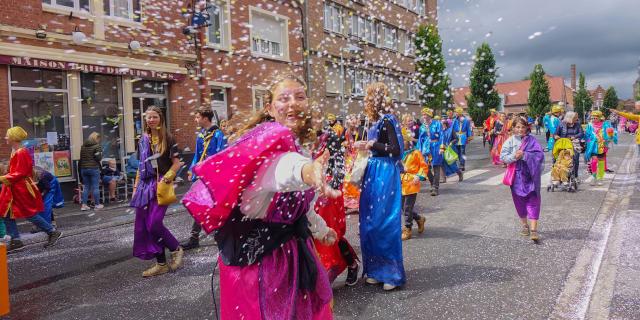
[102,159,123,203]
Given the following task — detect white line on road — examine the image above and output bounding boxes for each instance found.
[476,172,505,185]
[461,169,490,180]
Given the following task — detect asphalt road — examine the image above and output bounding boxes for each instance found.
[4,133,639,320]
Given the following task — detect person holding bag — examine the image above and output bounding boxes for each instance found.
[500,117,545,242]
[130,106,185,277]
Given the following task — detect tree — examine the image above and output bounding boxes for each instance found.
[602,86,619,118]
[573,73,592,123]
[466,42,501,125]
[415,24,447,111]
[527,64,550,117]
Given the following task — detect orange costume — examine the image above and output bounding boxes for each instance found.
[0,147,44,219]
[401,149,429,196]
[342,127,361,210]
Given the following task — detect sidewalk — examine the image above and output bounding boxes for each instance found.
[15,183,191,247]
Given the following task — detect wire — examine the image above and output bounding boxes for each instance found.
[211,253,220,320]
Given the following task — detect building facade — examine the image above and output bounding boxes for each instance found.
[307,0,436,118]
[589,85,606,110]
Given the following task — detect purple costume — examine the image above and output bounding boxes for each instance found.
[130,134,179,260]
[503,134,545,220]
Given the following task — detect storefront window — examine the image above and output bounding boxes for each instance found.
[9,67,73,178]
[81,74,124,160]
[132,80,168,145]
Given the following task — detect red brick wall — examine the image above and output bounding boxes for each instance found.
[168,77,201,152]
[0,65,9,159]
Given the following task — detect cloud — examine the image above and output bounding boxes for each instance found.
[438,0,640,98]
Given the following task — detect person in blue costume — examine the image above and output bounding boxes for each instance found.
[32,166,64,230]
[355,82,405,291]
[182,106,227,250]
[441,120,464,182]
[584,110,617,186]
[543,112,551,150]
[451,106,473,171]
[546,105,563,151]
[417,107,444,196]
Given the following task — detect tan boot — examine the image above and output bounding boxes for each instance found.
[142,263,170,277]
[169,247,184,271]
[401,227,412,241]
[416,216,426,234]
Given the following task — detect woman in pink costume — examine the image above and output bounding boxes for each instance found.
[491,113,508,165]
[182,74,338,319]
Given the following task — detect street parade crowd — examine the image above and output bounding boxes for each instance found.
[0,72,625,319]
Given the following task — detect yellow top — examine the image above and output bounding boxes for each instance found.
[617,111,640,144]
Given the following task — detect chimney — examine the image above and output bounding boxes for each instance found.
[571,64,576,91]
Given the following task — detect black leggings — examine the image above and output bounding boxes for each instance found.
[338,239,356,267]
[156,249,166,264]
[402,194,421,228]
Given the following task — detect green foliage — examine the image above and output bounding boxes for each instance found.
[526,64,550,117]
[415,24,448,111]
[466,43,501,125]
[602,86,619,118]
[573,73,592,122]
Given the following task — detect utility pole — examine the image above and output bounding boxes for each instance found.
[182,0,212,108]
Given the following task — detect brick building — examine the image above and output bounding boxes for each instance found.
[589,85,606,110]
[307,0,436,118]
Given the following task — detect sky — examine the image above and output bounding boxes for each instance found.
[438,0,640,99]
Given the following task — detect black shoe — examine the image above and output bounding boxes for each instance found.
[461,167,465,172]
[457,171,464,182]
[30,226,42,234]
[430,189,438,196]
[345,263,359,286]
[181,238,200,250]
[606,169,614,173]
[44,231,63,248]
[8,239,25,253]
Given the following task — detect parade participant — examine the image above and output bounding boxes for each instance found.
[451,106,473,171]
[343,114,361,211]
[79,132,103,210]
[355,82,405,291]
[417,107,444,196]
[484,109,499,148]
[491,113,507,166]
[610,109,640,153]
[584,110,616,186]
[1,127,62,252]
[546,105,563,152]
[543,112,551,151]
[32,166,64,229]
[326,113,345,138]
[0,162,7,242]
[130,106,185,277]
[500,117,545,242]
[400,129,428,241]
[313,117,359,287]
[445,109,454,128]
[182,73,337,319]
[555,111,584,178]
[441,120,464,181]
[182,107,227,251]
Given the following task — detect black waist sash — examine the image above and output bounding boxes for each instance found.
[214,207,318,290]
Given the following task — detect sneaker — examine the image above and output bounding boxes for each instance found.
[8,239,25,253]
[365,277,380,285]
[30,226,42,234]
[345,263,359,286]
[95,204,104,210]
[520,224,530,236]
[169,247,184,271]
[51,221,57,228]
[383,283,397,291]
[1,235,10,244]
[401,227,412,241]
[142,263,170,277]
[530,230,540,242]
[81,204,90,211]
[416,216,426,234]
[430,189,438,196]
[44,231,63,248]
[181,237,200,251]
[457,171,464,182]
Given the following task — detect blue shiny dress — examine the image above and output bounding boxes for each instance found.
[359,114,406,286]
[442,126,461,176]
[417,121,444,166]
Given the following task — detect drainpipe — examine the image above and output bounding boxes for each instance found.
[295,0,311,96]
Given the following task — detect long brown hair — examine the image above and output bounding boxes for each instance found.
[364,82,393,122]
[512,116,531,134]
[143,106,170,155]
[227,73,318,145]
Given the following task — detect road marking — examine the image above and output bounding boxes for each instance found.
[461,169,489,180]
[476,172,505,185]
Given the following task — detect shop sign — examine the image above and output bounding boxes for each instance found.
[0,55,185,81]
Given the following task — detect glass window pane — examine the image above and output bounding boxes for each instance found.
[79,0,90,11]
[208,4,222,44]
[132,80,167,95]
[81,74,122,159]
[133,0,141,21]
[114,0,130,19]
[10,67,66,89]
[42,0,52,5]
[211,89,225,102]
[11,90,69,142]
[103,0,110,15]
[55,0,75,8]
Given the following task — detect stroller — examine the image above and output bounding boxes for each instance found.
[547,138,580,192]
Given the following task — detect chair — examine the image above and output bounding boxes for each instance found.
[101,158,128,204]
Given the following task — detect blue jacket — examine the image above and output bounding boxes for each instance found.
[417,121,444,166]
[189,126,227,181]
[584,121,617,161]
[452,116,472,146]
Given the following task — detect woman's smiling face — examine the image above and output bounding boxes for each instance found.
[267,79,309,131]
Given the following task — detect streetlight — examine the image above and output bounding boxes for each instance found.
[340,44,362,121]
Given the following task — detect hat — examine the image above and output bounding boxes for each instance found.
[421,107,434,117]
[489,108,497,113]
[401,128,415,142]
[590,110,604,120]
[326,113,336,121]
[6,126,27,142]
[434,115,441,120]
[551,104,564,114]
[455,106,464,114]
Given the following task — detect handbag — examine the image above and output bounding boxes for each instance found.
[156,166,177,206]
[444,145,459,165]
[346,119,370,186]
[502,136,529,186]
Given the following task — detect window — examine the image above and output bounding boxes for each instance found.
[326,64,341,94]
[404,33,415,55]
[251,9,287,59]
[9,67,73,178]
[43,0,90,11]
[132,80,168,145]
[103,0,141,21]
[380,24,397,50]
[81,74,124,160]
[324,2,344,34]
[350,16,377,44]
[350,69,372,97]
[210,87,228,121]
[206,1,229,48]
[253,87,267,111]
[407,81,417,101]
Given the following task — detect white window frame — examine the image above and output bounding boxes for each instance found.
[104,0,141,21]
[381,24,398,50]
[404,32,415,56]
[252,85,268,111]
[324,2,344,34]
[205,0,231,50]
[249,6,290,61]
[325,64,340,94]
[407,81,417,101]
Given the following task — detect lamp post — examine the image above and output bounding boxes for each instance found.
[340,44,362,121]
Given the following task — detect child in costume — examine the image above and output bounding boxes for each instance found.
[400,128,428,241]
[500,117,545,242]
[32,166,64,229]
[342,114,362,211]
[182,74,337,319]
[441,120,464,181]
[551,150,573,186]
[417,107,444,196]
[584,110,617,186]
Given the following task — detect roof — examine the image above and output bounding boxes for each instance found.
[454,75,574,109]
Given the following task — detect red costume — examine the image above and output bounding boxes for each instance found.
[0,148,44,219]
